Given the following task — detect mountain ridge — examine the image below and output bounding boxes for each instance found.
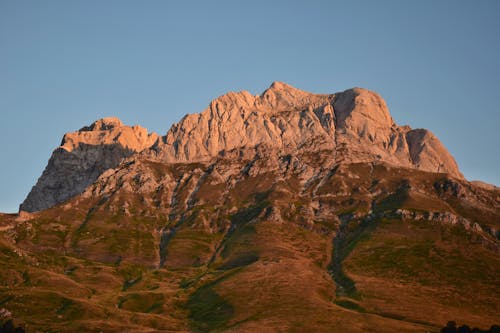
[20,82,462,212]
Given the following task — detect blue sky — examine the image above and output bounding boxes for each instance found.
[1,0,499,213]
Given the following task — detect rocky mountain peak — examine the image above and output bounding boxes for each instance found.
[255,81,333,112]
[22,83,464,212]
[80,117,124,131]
[268,80,292,90]
[206,81,332,117]
[333,87,394,130]
[60,117,158,153]
[21,118,159,212]
[153,83,461,180]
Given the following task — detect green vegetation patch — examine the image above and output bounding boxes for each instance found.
[218,252,259,270]
[72,216,158,265]
[118,292,165,313]
[345,219,500,288]
[164,228,221,269]
[5,290,99,324]
[118,263,144,291]
[187,284,234,332]
[329,218,379,298]
[334,299,366,312]
[374,189,409,213]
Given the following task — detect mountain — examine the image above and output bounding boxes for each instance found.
[1,82,498,332]
[21,82,461,213]
[20,118,159,212]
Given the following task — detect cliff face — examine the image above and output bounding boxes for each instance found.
[20,118,159,212]
[152,83,461,179]
[21,82,462,212]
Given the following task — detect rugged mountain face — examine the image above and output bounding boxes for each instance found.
[20,118,159,212]
[21,82,462,213]
[154,82,461,176]
[2,83,498,332]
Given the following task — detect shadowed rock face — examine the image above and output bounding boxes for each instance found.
[20,118,159,212]
[21,83,462,212]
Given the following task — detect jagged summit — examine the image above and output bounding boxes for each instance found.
[21,118,159,212]
[80,117,124,131]
[206,81,331,115]
[155,83,460,178]
[264,81,321,97]
[267,80,293,90]
[333,87,394,128]
[21,83,463,212]
[257,81,331,112]
[60,118,158,153]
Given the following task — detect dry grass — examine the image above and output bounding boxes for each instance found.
[1,161,498,332]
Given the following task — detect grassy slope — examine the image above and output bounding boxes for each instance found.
[185,221,429,333]
[0,162,498,332]
[344,218,500,329]
[1,217,430,333]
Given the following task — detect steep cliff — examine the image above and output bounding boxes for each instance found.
[21,83,462,212]
[20,117,159,212]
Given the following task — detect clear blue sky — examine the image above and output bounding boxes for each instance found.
[1,0,499,213]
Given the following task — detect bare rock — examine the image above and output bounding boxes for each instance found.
[20,118,159,212]
[151,82,462,178]
[21,83,464,212]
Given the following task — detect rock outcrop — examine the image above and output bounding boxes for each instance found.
[20,118,159,212]
[21,83,463,212]
[151,83,461,179]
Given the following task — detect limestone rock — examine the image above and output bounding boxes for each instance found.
[61,117,158,152]
[21,83,464,212]
[151,82,462,178]
[20,118,159,212]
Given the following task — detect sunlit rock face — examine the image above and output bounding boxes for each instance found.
[21,82,462,212]
[20,117,159,212]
